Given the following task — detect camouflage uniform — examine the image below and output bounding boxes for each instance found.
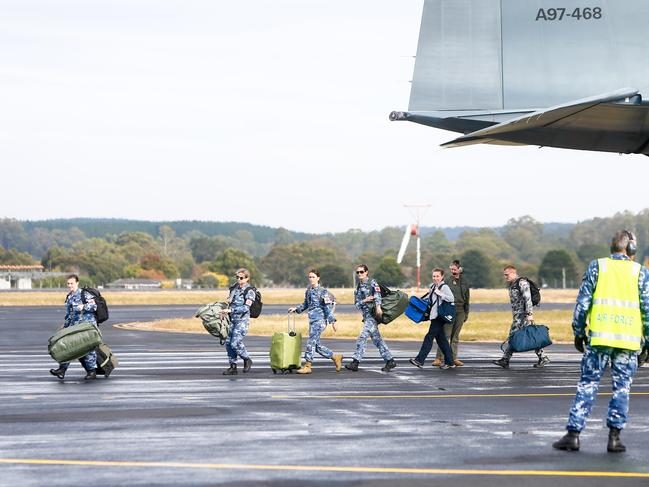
[565,254,649,432]
[351,279,393,362]
[59,288,98,372]
[502,278,546,361]
[295,285,336,362]
[226,286,256,365]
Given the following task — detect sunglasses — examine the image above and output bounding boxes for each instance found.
[356,270,366,275]
[236,276,247,280]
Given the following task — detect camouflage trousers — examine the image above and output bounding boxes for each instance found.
[566,346,638,432]
[225,319,250,365]
[304,319,333,362]
[352,315,393,362]
[502,316,545,360]
[59,321,97,371]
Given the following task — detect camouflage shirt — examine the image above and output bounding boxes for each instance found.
[228,285,257,321]
[295,284,336,323]
[355,278,382,318]
[64,288,98,326]
[508,278,533,322]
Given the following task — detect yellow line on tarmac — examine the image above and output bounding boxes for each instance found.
[271,392,649,399]
[0,458,647,478]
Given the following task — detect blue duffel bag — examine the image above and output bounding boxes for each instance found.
[507,324,552,353]
[405,295,430,323]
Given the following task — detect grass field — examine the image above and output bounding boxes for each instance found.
[0,287,578,306]
[118,310,576,343]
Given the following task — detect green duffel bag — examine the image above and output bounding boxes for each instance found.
[373,290,409,324]
[48,321,103,363]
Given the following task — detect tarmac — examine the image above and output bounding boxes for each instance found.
[1,305,648,486]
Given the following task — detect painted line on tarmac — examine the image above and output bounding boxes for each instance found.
[0,458,647,478]
[271,392,649,399]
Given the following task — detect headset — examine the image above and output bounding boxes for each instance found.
[611,229,637,256]
[625,230,638,256]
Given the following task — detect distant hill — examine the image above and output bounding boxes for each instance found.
[21,218,316,243]
[420,222,575,241]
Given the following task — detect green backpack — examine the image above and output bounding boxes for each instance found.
[195,301,231,344]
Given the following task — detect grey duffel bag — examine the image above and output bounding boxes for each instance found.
[48,321,103,363]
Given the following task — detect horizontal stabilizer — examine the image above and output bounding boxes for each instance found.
[441,88,639,148]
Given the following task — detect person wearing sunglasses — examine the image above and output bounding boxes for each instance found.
[288,269,343,374]
[220,268,256,375]
[345,264,396,372]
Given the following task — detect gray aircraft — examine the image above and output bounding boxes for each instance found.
[390,0,649,155]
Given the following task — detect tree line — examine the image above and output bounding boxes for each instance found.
[2,210,649,288]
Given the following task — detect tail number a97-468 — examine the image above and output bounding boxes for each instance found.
[535,7,602,21]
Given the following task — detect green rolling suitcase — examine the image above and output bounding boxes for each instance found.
[270,314,302,374]
[48,321,103,363]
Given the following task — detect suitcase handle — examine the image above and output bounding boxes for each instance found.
[287,313,297,336]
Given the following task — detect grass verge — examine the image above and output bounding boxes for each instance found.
[0,288,578,306]
[118,310,575,343]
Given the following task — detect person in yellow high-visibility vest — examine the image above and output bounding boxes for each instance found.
[553,230,649,453]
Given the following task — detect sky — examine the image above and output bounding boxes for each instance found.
[2,0,648,234]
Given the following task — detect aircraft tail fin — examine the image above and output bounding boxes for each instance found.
[409,0,503,112]
[409,0,649,113]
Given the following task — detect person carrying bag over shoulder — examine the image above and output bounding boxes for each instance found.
[409,268,456,370]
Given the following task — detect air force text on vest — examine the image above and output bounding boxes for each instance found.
[594,313,636,326]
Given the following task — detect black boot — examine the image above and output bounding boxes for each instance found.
[243,358,253,373]
[492,357,510,369]
[345,359,359,371]
[607,427,626,453]
[552,430,580,451]
[84,370,97,381]
[381,359,397,372]
[222,364,238,375]
[49,368,66,380]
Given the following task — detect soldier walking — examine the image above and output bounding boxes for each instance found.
[288,269,343,374]
[345,264,396,372]
[221,268,255,375]
[553,230,649,453]
[493,265,550,368]
[49,274,98,381]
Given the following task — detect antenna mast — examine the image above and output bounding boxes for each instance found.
[398,204,431,289]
